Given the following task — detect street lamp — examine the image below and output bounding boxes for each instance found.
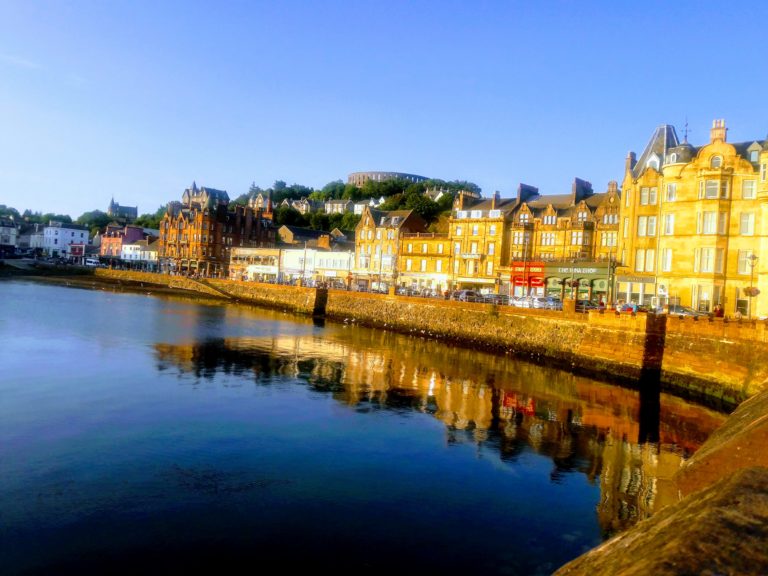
[747,254,759,320]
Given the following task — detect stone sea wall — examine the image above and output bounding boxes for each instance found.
[91,270,768,404]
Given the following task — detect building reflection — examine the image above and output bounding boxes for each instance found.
[154,327,726,536]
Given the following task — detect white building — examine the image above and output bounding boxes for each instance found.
[43,221,90,257]
[313,250,353,287]
[121,239,159,270]
[280,247,316,283]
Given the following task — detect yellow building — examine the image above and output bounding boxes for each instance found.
[448,190,519,293]
[352,206,427,291]
[618,120,766,317]
[398,232,452,294]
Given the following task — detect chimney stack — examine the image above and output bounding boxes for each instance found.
[625,151,637,173]
[710,119,727,143]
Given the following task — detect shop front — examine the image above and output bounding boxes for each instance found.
[510,261,546,297]
[543,262,612,303]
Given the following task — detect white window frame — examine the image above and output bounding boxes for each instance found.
[740,212,755,236]
[743,180,756,200]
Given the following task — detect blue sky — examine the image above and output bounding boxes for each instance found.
[1,0,767,218]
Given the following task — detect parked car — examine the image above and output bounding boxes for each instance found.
[665,304,708,317]
[532,296,561,310]
[575,299,599,312]
[480,293,509,305]
[453,289,479,302]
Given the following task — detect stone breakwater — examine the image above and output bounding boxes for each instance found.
[92,269,768,407]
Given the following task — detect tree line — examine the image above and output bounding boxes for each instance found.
[0,177,479,237]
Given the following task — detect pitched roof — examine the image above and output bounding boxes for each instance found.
[633,125,680,178]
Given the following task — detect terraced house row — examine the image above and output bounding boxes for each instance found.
[155,119,766,319]
[354,120,767,318]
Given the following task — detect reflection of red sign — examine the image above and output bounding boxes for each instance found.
[501,392,536,415]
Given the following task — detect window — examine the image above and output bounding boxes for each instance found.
[637,216,656,236]
[666,184,677,202]
[740,212,755,235]
[407,243,413,253]
[489,225,497,235]
[421,260,427,272]
[602,213,618,224]
[454,242,461,254]
[721,180,729,198]
[488,242,495,255]
[601,231,617,247]
[623,217,629,238]
[486,261,493,275]
[470,242,478,254]
[406,259,412,271]
[453,260,460,274]
[695,247,723,273]
[663,214,674,235]
[670,153,678,163]
[422,243,428,253]
[376,230,381,240]
[738,250,755,274]
[700,180,720,199]
[571,231,584,245]
[456,211,468,219]
[577,211,588,222]
[625,189,631,207]
[543,215,556,225]
[541,232,555,246]
[470,210,482,218]
[438,243,444,254]
[640,187,657,205]
[512,231,526,245]
[662,248,673,272]
[698,211,717,234]
[472,225,479,236]
[488,210,501,218]
[635,249,645,272]
[719,212,727,235]
[455,226,463,236]
[711,156,722,168]
[519,213,530,223]
[763,164,767,182]
[743,180,756,199]
[749,150,759,162]
[436,260,442,273]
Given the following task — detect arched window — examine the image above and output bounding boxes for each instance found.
[648,158,659,170]
[669,153,677,163]
[711,156,722,168]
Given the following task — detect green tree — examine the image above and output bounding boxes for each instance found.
[134,206,166,230]
[76,210,112,235]
[0,205,21,219]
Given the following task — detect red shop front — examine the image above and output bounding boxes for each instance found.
[510,261,545,296]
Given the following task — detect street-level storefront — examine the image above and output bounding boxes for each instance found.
[615,274,657,308]
[544,262,613,303]
[510,261,546,297]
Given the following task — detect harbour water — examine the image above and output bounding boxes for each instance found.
[0,279,727,575]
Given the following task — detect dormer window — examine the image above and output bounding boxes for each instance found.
[577,211,588,222]
[519,213,530,223]
[647,156,660,170]
[750,150,759,162]
[711,156,722,169]
[669,153,678,163]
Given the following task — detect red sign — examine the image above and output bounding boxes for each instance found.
[511,261,545,286]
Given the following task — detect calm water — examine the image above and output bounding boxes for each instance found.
[0,279,727,575]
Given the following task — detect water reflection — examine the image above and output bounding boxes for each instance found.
[154,329,726,537]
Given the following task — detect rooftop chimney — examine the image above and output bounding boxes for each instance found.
[625,151,637,173]
[710,119,727,143]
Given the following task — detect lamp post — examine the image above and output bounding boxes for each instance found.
[747,254,759,320]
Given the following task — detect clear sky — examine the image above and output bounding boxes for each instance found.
[2,0,767,218]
